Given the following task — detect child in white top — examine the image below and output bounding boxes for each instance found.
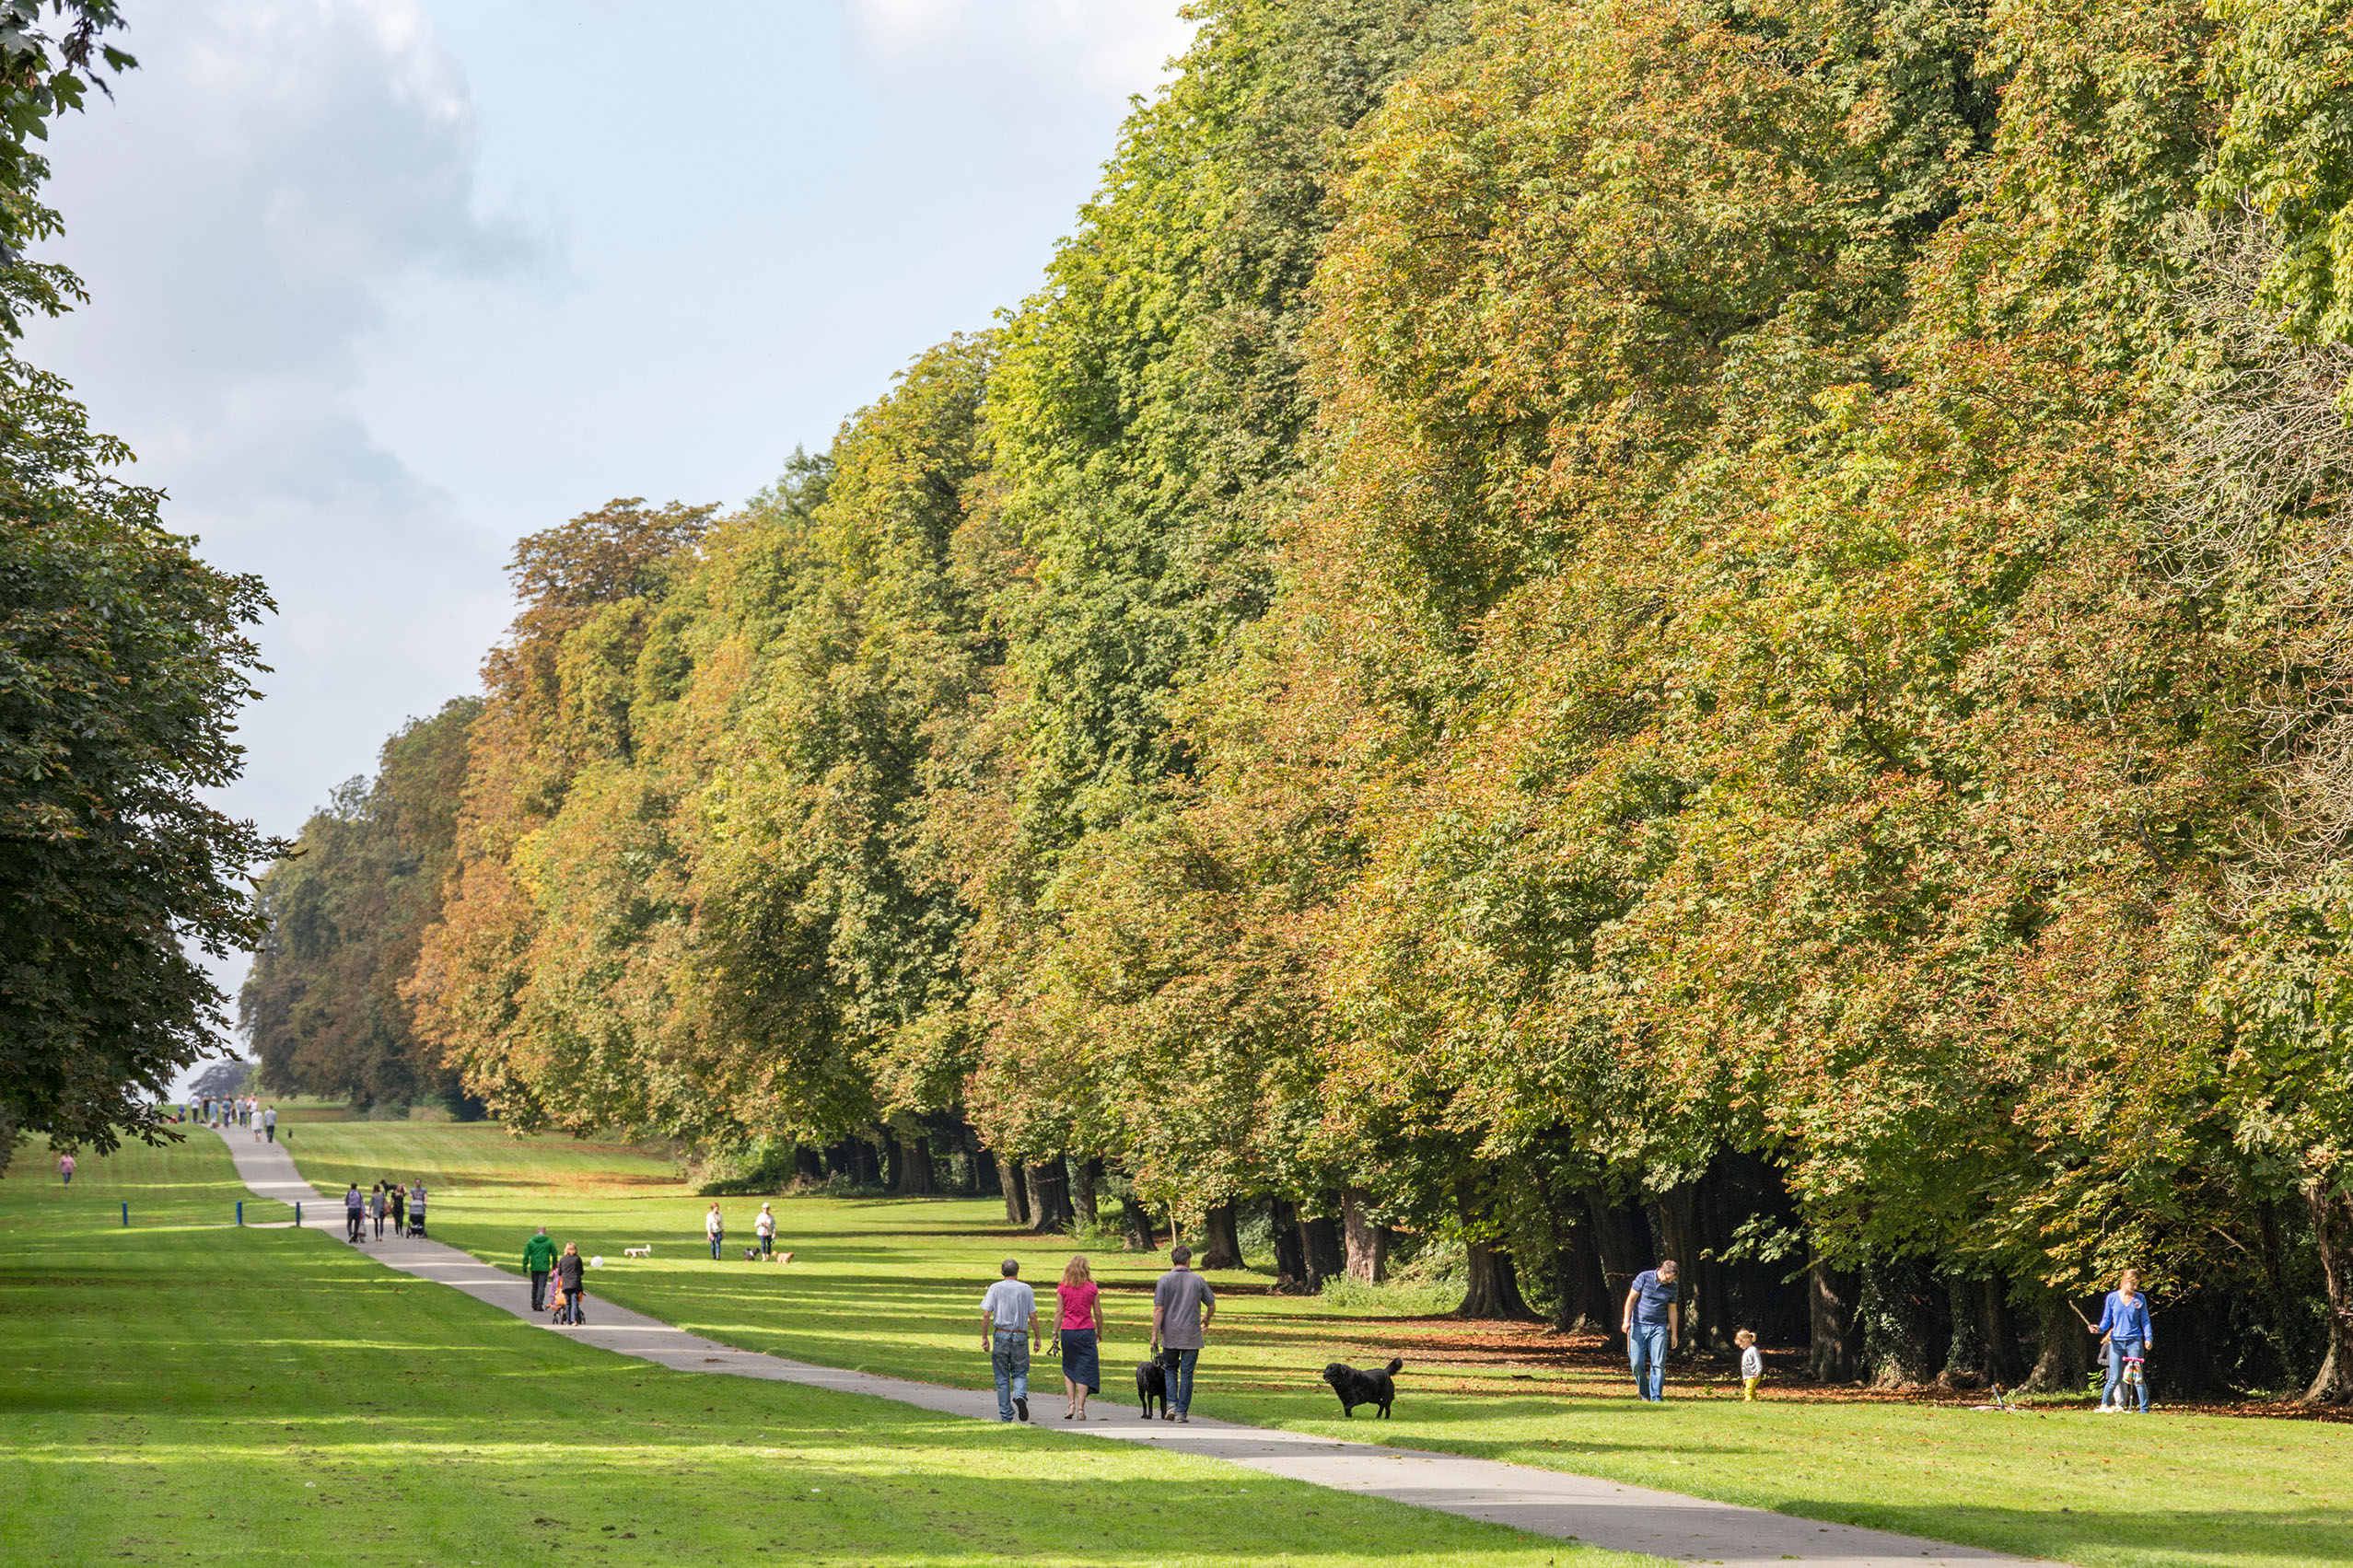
[1737,1328,1763,1400]
[755,1203,776,1257]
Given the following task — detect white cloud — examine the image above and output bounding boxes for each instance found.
[847,0,1194,93]
[23,0,548,839]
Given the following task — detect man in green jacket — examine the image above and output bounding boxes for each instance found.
[524,1227,557,1313]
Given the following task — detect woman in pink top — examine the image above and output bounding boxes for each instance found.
[1054,1255,1105,1420]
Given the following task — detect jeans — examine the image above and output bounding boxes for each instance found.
[530,1271,550,1312]
[2104,1338,2149,1411]
[372,1212,384,1238]
[265,1126,274,1142]
[992,1330,1031,1419]
[60,1172,70,1186]
[559,1287,586,1324]
[1628,1324,1670,1401]
[1159,1346,1200,1414]
[758,1235,772,1256]
[709,1232,723,1260]
[346,1210,364,1241]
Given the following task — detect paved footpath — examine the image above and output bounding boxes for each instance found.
[215,1128,2024,1568]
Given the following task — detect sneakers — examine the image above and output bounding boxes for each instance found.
[1177,1413,1190,1423]
[1014,1397,1029,1423]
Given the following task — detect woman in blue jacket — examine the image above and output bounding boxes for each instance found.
[2091,1269,2153,1412]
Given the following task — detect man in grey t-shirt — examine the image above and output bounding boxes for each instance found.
[1150,1243,1217,1423]
[980,1258,1039,1423]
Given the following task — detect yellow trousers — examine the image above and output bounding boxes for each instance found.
[1741,1376,1761,1401]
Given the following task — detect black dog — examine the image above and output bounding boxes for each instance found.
[1136,1359,1168,1420]
[1322,1357,1404,1418]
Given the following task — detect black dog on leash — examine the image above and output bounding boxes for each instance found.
[1322,1357,1404,1418]
[1136,1359,1169,1420]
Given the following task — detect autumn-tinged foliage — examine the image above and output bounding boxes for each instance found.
[256,0,2353,1397]
[240,698,479,1109]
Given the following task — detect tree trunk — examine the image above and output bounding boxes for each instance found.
[1583,1190,1648,1353]
[1001,1156,1030,1226]
[1197,1202,1244,1270]
[1980,1274,2024,1387]
[1940,1272,1986,1387]
[795,1146,824,1184]
[2257,1197,2308,1393]
[881,1132,903,1192]
[1650,1183,1723,1352]
[891,1131,934,1195]
[1809,1254,1861,1382]
[1072,1157,1101,1228]
[1343,1187,1387,1283]
[1121,1190,1155,1252]
[1861,1256,1939,1388]
[1460,1240,1534,1319]
[1457,1176,1534,1319]
[969,1131,999,1197]
[2022,1288,2090,1394]
[1027,1161,1073,1233]
[1299,1197,1345,1291]
[1269,1196,1310,1291]
[1553,1214,1610,1333]
[854,1139,880,1188]
[2303,1179,2353,1401]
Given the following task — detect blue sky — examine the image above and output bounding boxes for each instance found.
[26,0,1188,837]
[20,0,1191,1060]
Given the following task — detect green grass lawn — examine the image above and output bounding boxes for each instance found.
[0,1132,1625,1568]
[259,1120,2353,1568]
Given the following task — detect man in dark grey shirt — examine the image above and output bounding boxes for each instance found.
[1150,1243,1217,1423]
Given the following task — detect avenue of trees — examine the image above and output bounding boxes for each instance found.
[241,0,2353,1400]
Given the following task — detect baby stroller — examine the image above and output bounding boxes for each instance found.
[406,1207,427,1239]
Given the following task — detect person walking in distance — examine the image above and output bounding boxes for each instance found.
[388,1180,406,1237]
[980,1258,1039,1423]
[262,1104,276,1143]
[1150,1243,1217,1423]
[705,1202,726,1260]
[523,1226,557,1313]
[754,1202,776,1259]
[1054,1254,1105,1421]
[2091,1268,2154,1413]
[369,1183,388,1238]
[56,1151,75,1186]
[344,1183,366,1244]
[1622,1258,1680,1401]
[408,1181,427,1237]
[554,1242,587,1325]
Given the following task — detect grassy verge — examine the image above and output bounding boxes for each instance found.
[0,1132,1626,1568]
[259,1120,2353,1568]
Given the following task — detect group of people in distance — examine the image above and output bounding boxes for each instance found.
[1621,1258,2157,1411]
[703,1201,779,1260]
[181,1095,274,1140]
[979,1244,1215,1424]
[341,1179,426,1242]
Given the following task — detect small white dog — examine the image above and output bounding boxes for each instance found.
[623,1245,651,1259]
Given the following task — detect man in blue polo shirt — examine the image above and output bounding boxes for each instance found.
[1621,1258,1680,1401]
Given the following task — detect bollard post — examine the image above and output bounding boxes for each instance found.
[295,1200,301,1228]
[237,1200,243,1227]
[121,1202,128,1228]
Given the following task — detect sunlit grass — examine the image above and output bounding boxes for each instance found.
[0,1134,1625,1568]
[262,1120,2353,1568]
